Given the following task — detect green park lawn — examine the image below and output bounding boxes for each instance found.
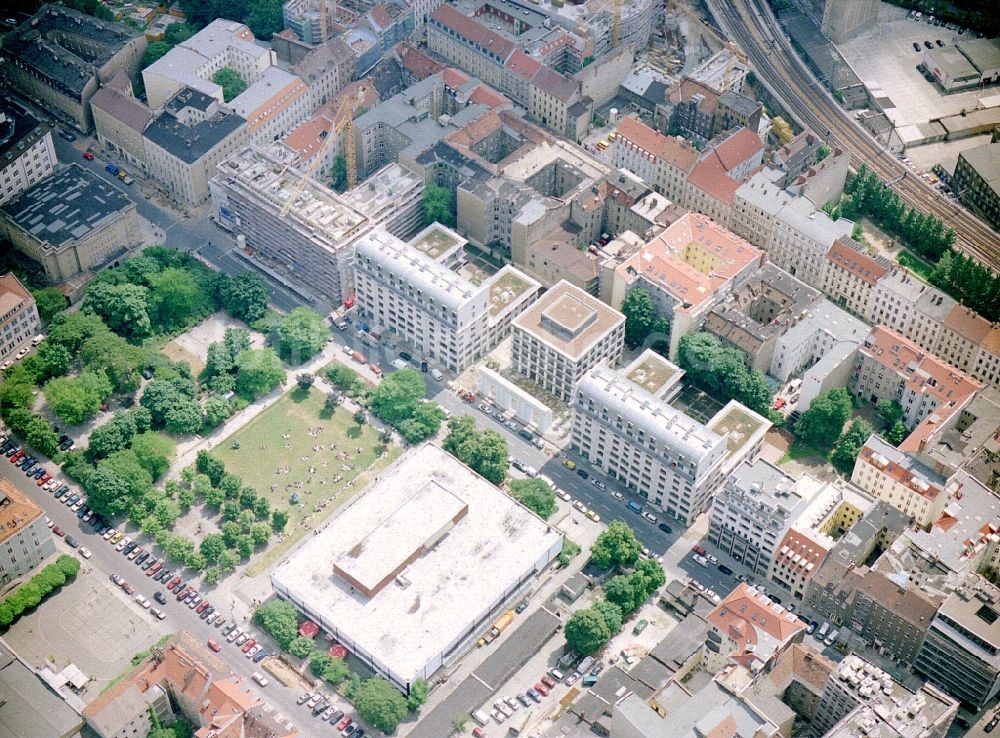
[216,387,401,574]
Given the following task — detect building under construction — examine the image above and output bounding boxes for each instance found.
[209,142,423,309]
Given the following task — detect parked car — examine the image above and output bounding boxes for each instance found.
[82,150,94,160]
[207,639,222,652]
[658,522,673,533]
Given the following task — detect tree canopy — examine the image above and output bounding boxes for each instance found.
[44,370,113,425]
[217,272,269,323]
[253,599,299,650]
[212,68,247,102]
[422,183,454,226]
[83,282,151,340]
[621,287,657,349]
[509,478,556,519]
[831,418,874,475]
[676,332,778,423]
[276,308,327,363]
[565,607,613,656]
[590,521,642,570]
[371,369,426,424]
[30,287,68,322]
[794,388,852,450]
[353,678,409,734]
[443,415,509,485]
[235,348,286,399]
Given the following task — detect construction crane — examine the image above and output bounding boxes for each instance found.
[279,83,368,218]
[611,0,622,48]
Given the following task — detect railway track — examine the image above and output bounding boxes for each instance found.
[708,0,1000,271]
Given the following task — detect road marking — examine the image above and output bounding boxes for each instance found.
[471,672,493,691]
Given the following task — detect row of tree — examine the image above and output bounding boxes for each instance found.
[676,332,781,424]
[442,415,509,485]
[842,164,955,262]
[0,556,80,627]
[930,250,1000,324]
[564,523,665,655]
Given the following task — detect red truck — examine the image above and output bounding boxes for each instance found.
[691,545,707,557]
[351,350,366,364]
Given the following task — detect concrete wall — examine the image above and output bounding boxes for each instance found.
[574,45,634,109]
[477,367,554,432]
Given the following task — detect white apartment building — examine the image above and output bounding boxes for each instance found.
[821,236,896,319]
[870,270,955,353]
[573,352,769,524]
[0,479,55,588]
[142,19,276,110]
[768,196,853,287]
[0,106,56,206]
[0,273,40,361]
[354,229,540,372]
[730,169,793,249]
[512,281,624,402]
[769,298,870,408]
[851,435,954,529]
[709,459,805,575]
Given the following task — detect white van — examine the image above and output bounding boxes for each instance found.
[472,709,490,726]
[818,622,830,639]
[251,671,269,687]
[31,334,45,347]
[823,629,840,647]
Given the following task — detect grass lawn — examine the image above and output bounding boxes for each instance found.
[896,251,935,283]
[778,438,827,466]
[216,387,401,575]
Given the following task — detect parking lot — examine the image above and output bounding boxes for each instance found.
[7,563,170,698]
[837,5,988,129]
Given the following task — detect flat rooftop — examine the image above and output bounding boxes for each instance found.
[408,222,465,261]
[513,280,623,360]
[2,165,132,248]
[488,267,538,318]
[624,350,681,398]
[707,401,770,459]
[271,444,562,684]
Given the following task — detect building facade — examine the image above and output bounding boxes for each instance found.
[512,280,624,402]
[709,460,803,576]
[915,575,1000,710]
[953,142,1000,231]
[0,274,41,361]
[354,228,539,372]
[1,5,146,131]
[0,104,57,206]
[0,479,55,589]
[1,165,142,282]
[143,88,248,208]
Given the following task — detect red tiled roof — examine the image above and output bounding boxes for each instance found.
[774,528,829,576]
[442,66,471,89]
[826,237,891,286]
[368,4,394,29]
[431,5,514,63]
[395,42,445,80]
[686,153,741,205]
[505,49,541,81]
[942,304,992,344]
[707,583,806,665]
[711,127,764,173]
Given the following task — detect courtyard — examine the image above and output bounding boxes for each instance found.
[214,386,401,574]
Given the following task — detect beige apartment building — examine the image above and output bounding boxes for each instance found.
[0,479,55,588]
[512,280,624,402]
[0,273,40,361]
